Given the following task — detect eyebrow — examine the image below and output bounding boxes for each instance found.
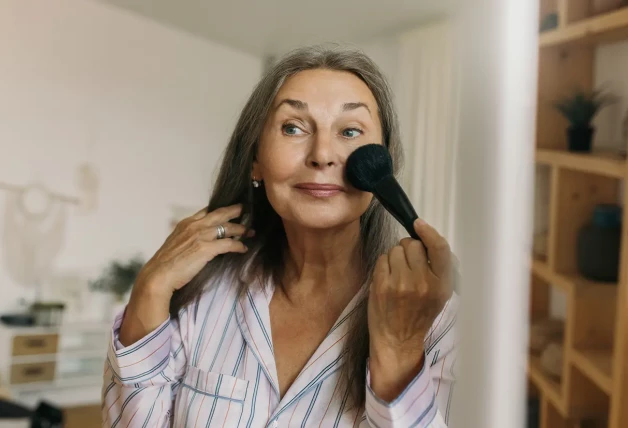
[275,99,372,115]
[342,102,371,115]
[276,99,308,111]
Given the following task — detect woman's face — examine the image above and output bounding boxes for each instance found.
[254,69,383,230]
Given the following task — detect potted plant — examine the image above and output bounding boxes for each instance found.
[554,88,616,152]
[87,255,145,321]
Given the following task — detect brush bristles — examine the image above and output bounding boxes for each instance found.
[345,144,393,192]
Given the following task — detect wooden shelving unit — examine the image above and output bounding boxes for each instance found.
[530,1,628,427]
[571,349,613,395]
[535,149,626,179]
[529,354,564,412]
[540,7,628,48]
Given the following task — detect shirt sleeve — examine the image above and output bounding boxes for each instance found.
[362,293,458,428]
[102,305,190,428]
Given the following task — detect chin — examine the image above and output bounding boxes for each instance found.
[289,206,361,231]
[268,191,372,231]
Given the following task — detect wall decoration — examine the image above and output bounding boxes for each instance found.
[75,163,99,215]
[1,182,68,296]
[0,164,100,298]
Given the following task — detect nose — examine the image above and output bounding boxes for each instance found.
[306,131,339,169]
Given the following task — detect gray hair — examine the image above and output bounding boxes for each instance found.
[170,44,404,409]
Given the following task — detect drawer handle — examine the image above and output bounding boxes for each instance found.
[23,367,44,376]
[25,339,47,348]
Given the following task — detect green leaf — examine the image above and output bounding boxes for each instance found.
[553,87,616,128]
[88,254,145,297]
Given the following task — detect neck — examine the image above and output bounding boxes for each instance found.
[280,220,363,302]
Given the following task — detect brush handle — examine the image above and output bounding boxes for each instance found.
[372,175,421,241]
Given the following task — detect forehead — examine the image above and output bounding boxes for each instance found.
[273,69,379,110]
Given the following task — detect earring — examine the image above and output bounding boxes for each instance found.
[252,179,260,188]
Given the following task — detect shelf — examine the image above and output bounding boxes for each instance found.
[540,7,628,48]
[528,354,564,414]
[0,321,111,335]
[571,349,613,395]
[10,348,106,364]
[9,375,102,392]
[532,259,572,293]
[536,149,626,179]
[532,259,618,295]
[561,272,618,293]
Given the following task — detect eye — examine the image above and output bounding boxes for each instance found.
[341,128,363,139]
[282,123,306,136]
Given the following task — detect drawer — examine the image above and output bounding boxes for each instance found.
[57,356,105,380]
[59,331,108,353]
[10,362,55,384]
[12,334,59,356]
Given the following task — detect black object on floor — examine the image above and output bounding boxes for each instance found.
[0,398,32,418]
[0,399,64,427]
[32,401,64,428]
[0,313,35,327]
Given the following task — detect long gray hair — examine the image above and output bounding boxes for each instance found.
[170,44,403,409]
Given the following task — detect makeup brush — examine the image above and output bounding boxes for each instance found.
[346,144,421,241]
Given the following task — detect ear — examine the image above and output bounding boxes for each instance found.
[251,161,262,181]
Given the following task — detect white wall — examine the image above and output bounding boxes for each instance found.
[0,0,262,313]
[360,35,401,93]
[360,23,460,251]
[595,39,628,151]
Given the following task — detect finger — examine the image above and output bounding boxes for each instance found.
[201,238,248,257]
[399,237,428,272]
[202,223,252,241]
[388,245,411,288]
[373,254,390,281]
[190,206,210,220]
[413,219,451,278]
[202,204,244,226]
[172,206,208,232]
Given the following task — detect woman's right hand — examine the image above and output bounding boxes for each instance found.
[119,204,251,346]
[135,204,251,298]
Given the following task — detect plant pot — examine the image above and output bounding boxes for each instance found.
[577,204,622,282]
[540,13,558,32]
[567,126,594,152]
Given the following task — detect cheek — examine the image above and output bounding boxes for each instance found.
[258,154,298,211]
[356,191,375,212]
[258,143,303,183]
[343,189,374,219]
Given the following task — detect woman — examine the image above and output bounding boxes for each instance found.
[103,45,458,428]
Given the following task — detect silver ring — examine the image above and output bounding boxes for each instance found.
[216,224,226,240]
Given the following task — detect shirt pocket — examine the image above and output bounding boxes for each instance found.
[174,365,249,427]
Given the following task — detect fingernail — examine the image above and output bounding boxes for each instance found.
[415,218,426,227]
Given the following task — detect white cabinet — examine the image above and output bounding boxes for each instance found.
[0,322,110,407]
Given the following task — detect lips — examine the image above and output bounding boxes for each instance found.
[295,183,344,191]
[295,183,345,198]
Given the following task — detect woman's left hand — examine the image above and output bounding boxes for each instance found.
[368,218,453,401]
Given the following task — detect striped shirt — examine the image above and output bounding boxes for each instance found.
[102,275,458,427]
